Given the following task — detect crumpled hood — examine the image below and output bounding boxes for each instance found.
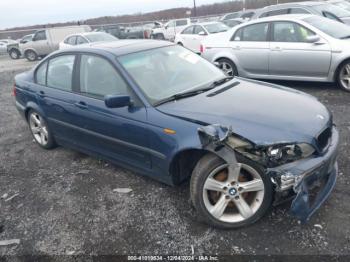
[157,78,331,146]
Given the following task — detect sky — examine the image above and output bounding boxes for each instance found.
[0,0,225,29]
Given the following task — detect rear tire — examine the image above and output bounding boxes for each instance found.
[216,58,238,77]
[27,110,56,149]
[25,50,38,62]
[336,60,350,92]
[190,153,273,229]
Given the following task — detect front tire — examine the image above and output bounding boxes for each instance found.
[25,50,38,61]
[337,61,350,92]
[28,110,56,149]
[190,153,273,229]
[9,49,20,59]
[216,58,238,77]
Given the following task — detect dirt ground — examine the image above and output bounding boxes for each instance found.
[0,55,349,258]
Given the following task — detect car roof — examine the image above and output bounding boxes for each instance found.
[62,39,174,56]
[194,21,224,26]
[261,1,323,9]
[245,14,315,24]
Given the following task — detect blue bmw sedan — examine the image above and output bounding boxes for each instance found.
[14,40,339,228]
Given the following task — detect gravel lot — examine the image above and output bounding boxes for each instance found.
[0,55,349,257]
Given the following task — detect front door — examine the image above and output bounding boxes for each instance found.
[269,21,331,78]
[31,30,52,55]
[72,54,151,169]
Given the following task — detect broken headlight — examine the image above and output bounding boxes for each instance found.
[267,143,315,164]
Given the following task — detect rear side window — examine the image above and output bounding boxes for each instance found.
[194,25,205,34]
[79,55,128,99]
[47,55,75,91]
[35,62,48,86]
[77,36,88,45]
[66,36,77,45]
[176,20,188,26]
[233,23,269,41]
[182,26,194,34]
[289,8,310,14]
[260,9,288,18]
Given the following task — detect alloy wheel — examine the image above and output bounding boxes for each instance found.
[218,61,234,76]
[29,112,49,146]
[340,63,350,91]
[202,163,265,223]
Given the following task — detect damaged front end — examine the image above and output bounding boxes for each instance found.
[198,124,339,223]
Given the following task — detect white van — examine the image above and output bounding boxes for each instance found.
[21,25,91,61]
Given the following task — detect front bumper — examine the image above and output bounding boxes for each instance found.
[268,126,339,222]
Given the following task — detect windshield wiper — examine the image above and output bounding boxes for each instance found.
[340,35,350,39]
[154,76,233,106]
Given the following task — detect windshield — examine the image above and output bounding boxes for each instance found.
[85,33,118,42]
[118,45,225,105]
[304,16,350,39]
[204,23,229,34]
[313,3,350,18]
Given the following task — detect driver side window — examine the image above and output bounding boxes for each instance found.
[33,31,47,41]
[79,55,129,99]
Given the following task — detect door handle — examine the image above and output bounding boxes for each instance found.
[232,46,241,50]
[271,46,282,51]
[74,101,88,109]
[38,90,45,97]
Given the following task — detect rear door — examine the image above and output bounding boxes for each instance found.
[228,22,270,75]
[269,21,331,77]
[71,54,151,169]
[191,25,207,53]
[34,54,84,144]
[178,26,195,49]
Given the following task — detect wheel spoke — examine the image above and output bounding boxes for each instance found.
[204,178,226,192]
[234,197,253,218]
[30,114,41,126]
[345,64,350,75]
[31,127,40,134]
[227,163,241,183]
[40,132,46,143]
[41,127,48,137]
[239,179,264,193]
[210,195,230,219]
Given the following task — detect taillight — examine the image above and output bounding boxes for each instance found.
[12,83,16,97]
[200,44,204,53]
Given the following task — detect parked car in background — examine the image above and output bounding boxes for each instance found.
[252,1,350,24]
[0,39,17,53]
[59,32,118,49]
[96,22,162,39]
[326,0,350,12]
[151,18,191,41]
[222,19,244,28]
[7,34,33,59]
[20,25,91,61]
[201,14,350,91]
[175,22,229,53]
[14,40,339,228]
[221,9,257,21]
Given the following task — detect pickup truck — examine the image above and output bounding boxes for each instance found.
[20,25,91,61]
[151,18,191,41]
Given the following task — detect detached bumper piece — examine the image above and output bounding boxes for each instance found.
[291,162,337,223]
[269,126,339,223]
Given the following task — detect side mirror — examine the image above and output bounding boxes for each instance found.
[105,95,132,108]
[20,40,27,44]
[198,31,207,36]
[306,35,321,43]
[165,25,169,29]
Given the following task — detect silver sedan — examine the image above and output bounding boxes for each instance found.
[201,14,350,91]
